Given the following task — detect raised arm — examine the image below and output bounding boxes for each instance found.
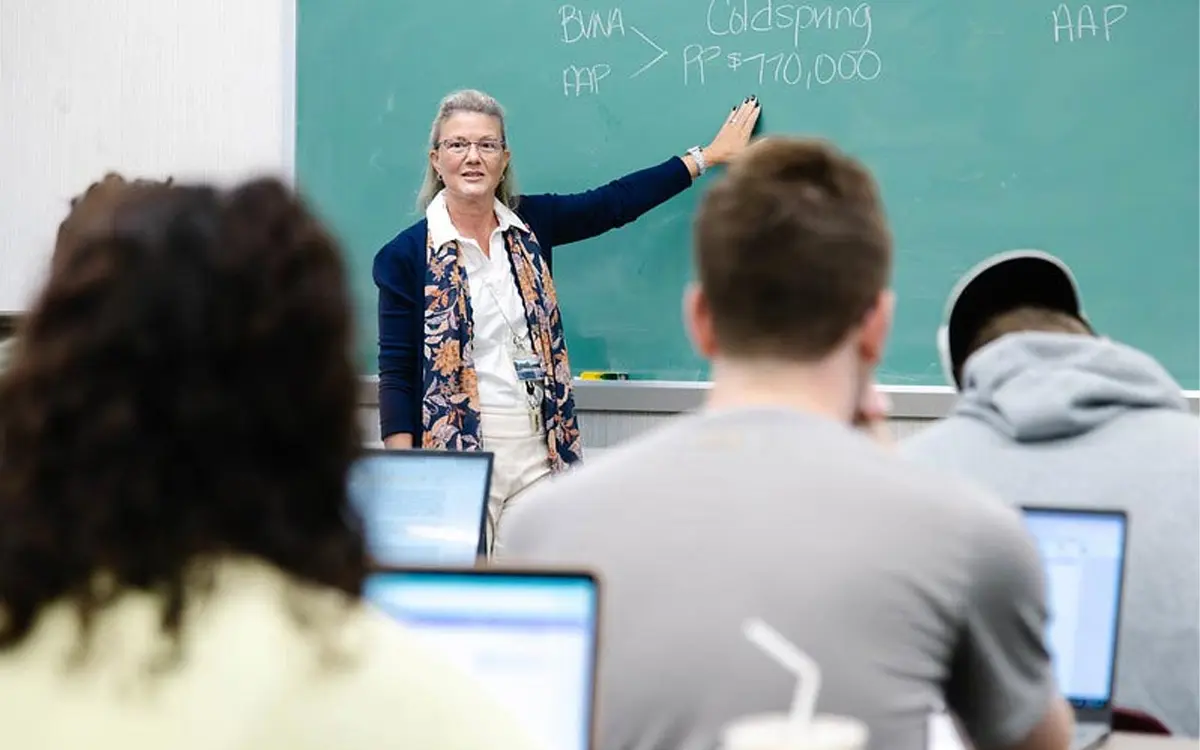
[518,157,691,247]
[373,236,423,447]
[520,96,761,248]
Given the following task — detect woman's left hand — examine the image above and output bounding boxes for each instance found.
[704,95,761,166]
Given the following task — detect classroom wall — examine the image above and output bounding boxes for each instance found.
[355,383,1197,451]
[577,411,932,449]
[354,403,930,451]
[0,0,295,311]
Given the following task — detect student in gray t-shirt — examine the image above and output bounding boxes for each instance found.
[496,138,1073,750]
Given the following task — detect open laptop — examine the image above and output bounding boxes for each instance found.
[347,449,492,565]
[364,567,601,750]
[1020,507,1128,750]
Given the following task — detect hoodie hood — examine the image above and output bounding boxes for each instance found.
[955,332,1187,442]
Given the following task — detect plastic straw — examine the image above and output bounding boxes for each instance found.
[743,617,821,733]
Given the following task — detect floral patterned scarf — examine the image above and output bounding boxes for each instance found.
[421,226,583,472]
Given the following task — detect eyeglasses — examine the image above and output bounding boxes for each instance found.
[436,138,505,156]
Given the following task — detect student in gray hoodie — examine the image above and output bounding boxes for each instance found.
[903,250,1199,737]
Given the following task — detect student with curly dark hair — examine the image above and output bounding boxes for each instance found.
[0,175,536,750]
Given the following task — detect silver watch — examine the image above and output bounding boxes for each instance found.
[686,146,708,175]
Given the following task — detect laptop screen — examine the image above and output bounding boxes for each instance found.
[365,569,598,750]
[348,450,491,565]
[1020,508,1126,708]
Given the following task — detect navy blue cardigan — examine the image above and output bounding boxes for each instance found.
[373,156,694,441]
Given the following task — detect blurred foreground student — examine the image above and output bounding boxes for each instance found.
[902,250,1200,736]
[497,138,1072,750]
[0,176,536,750]
[0,323,13,373]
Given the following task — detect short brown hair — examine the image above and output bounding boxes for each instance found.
[968,305,1092,359]
[693,137,892,361]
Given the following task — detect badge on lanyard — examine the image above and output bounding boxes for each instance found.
[510,331,546,383]
[513,355,546,383]
[513,345,546,434]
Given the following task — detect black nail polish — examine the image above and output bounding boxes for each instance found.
[743,97,749,102]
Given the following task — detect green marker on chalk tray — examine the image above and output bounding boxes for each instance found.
[578,371,630,381]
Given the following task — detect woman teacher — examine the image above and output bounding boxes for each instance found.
[374,89,761,545]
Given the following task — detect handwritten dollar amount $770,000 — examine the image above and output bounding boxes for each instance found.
[682,44,881,87]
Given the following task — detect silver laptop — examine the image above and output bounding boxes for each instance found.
[365,566,601,750]
[1021,507,1128,750]
[347,449,492,565]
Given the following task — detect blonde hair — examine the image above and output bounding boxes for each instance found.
[416,89,517,212]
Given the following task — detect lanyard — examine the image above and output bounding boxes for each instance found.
[479,273,533,358]
[474,263,545,414]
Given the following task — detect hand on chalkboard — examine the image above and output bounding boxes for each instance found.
[704,95,761,166]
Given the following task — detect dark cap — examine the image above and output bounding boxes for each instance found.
[937,250,1088,389]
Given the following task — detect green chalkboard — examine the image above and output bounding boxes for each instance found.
[296,1,1199,388]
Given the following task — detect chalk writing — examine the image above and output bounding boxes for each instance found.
[726,48,881,87]
[560,5,626,43]
[683,44,723,85]
[558,3,882,93]
[1052,3,1126,42]
[629,25,668,77]
[563,64,612,95]
[706,1,872,49]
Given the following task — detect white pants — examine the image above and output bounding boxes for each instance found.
[480,407,552,554]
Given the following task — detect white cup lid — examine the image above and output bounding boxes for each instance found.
[722,713,869,750]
